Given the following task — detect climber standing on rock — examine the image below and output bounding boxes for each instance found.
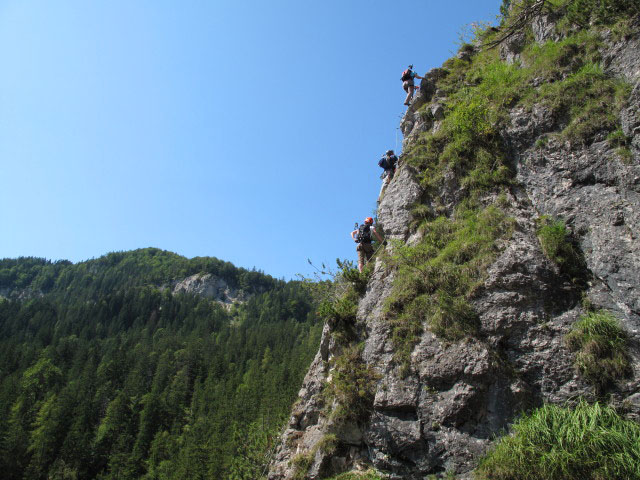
[401,64,423,106]
[351,217,384,272]
[379,149,399,187]
[378,149,399,202]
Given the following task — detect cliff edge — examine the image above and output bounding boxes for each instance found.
[269,3,640,478]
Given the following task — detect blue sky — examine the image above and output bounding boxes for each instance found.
[0,0,502,279]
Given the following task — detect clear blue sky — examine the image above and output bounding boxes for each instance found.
[0,0,502,279]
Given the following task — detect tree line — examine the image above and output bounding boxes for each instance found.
[0,249,321,479]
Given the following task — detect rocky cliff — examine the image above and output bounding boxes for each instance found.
[171,273,247,306]
[269,3,640,479]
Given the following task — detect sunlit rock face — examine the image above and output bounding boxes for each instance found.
[172,273,243,305]
[269,12,640,480]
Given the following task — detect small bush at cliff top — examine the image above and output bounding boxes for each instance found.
[565,310,631,391]
[475,400,640,480]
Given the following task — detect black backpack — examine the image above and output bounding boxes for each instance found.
[378,156,390,170]
[356,224,372,244]
[401,69,413,82]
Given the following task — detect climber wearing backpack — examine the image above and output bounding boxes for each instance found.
[378,149,399,187]
[401,64,423,106]
[351,217,384,272]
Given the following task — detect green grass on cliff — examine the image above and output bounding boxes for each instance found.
[565,310,631,391]
[536,216,586,281]
[384,205,513,373]
[389,0,632,367]
[406,26,630,190]
[475,400,640,480]
[322,343,378,425]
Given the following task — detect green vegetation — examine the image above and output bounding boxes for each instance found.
[608,129,633,164]
[324,469,386,480]
[291,434,340,479]
[408,7,631,193]
[565,310,630,391]
[314,260,372,345]
[0,250,321,480]
[336,259,373,296]
[385,205,513,373]
[561,0,640,27]
[533,61,630,144]
[536,216,585,280]
[475,400,640,479]
[291,450,315,480]
[295,261,380,474]
[500,0,640,32]
[323,344,379,425]
[390,0,634,375]
[405,53,516,197]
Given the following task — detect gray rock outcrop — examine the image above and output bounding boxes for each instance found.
[268,13,640,480]
[171,273,242,305]
[171,273,246,306]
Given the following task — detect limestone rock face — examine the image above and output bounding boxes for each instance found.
[499,31,526,64]
[269,17,640,480]
[172,273,243,305]
[0,286,43,301]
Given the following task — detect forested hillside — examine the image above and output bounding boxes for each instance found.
[0,248,322,479]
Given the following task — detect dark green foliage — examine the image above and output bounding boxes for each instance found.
[0,251,321,480]
[475,400,640,479]
[565,311,631,391]
[499,0,639,33]
[563,0,640,27]
[318,287,358,335]
[313,260,373,345]
[336,259,372,297]
[607,128,631,148]
[0,248,278,301]
[500,0,512,19]
[536,216,585,280]
[385,206,513,373]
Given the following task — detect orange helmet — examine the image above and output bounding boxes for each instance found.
[364,217,374,225]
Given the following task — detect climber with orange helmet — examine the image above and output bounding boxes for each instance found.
[351,217,384,272]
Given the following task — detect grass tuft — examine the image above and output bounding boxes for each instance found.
[291,451,315,480]
[536,216,586,281]
[323,344,378,425]
[565,310,631,391]
[475,400,640,480]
